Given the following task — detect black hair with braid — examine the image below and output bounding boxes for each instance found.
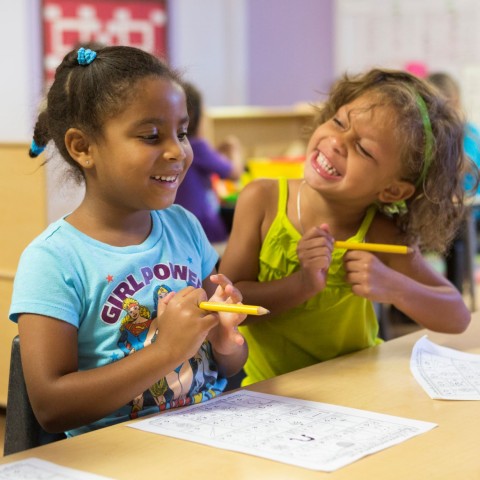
[29,45,183,182]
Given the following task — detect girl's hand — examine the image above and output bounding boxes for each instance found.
[343,250,397,303]
[205,274,246,355]
[154,286,219,363]
[297,223,334,295]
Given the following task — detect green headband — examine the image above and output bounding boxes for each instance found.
[415,94,434,188]
[380,93,433,217]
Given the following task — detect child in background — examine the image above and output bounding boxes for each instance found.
[426,72,480,182]
[175,81,244,243]
[427,71,480,292]
[9,46,247,436]
[220,68,473,386]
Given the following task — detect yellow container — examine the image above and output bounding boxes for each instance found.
[246,157,305,180]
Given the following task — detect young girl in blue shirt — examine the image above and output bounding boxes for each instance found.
[9,45,247,436]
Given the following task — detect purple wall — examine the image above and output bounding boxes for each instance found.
[246,0,334,106]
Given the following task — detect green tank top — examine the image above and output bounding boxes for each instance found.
[239,177,382,386]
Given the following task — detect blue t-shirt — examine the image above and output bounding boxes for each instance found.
[9,206,223,436]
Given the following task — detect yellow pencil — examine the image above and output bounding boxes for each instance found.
[199,302,270,316]
[334,241,413,254]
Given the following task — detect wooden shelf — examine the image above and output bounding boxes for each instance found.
[203,105,317,159]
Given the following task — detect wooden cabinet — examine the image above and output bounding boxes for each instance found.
[1,144,46,406]
[203,105,316,158]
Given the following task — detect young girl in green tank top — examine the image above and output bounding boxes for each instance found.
[220,68,477,386]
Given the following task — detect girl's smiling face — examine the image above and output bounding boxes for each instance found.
[304,92,407,207]
[87,76,193,214]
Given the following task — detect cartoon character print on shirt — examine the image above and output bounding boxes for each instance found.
[151,283,172,320]
[117,297,159,413]
[117,297,156,355]
[119,283,218,417]
[150,341,219,411]
[189,341,218,404]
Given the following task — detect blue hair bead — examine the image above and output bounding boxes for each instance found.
[30,139,45,156]
[77,47,97,66]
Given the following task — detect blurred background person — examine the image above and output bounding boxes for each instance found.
[427,72,480,188]
[175,81,244,244]
[427,71,480,293]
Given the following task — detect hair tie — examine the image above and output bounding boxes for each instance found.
[30,139,45,156]
[415,94,434,188]
[77,47,97,66]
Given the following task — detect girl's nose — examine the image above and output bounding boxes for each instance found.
[163,137,186,162]
[330,135,347,156]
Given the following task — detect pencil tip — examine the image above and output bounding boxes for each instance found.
[258,307,270,315]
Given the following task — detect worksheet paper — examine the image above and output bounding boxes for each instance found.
[128,390,436,472]
[0,457,113,480]
[411,335,480,400]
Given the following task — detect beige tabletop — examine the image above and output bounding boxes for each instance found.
[1,315,480,479]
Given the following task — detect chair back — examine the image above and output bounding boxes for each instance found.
[4,335,66,455]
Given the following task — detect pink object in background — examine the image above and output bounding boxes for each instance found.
[404,61,428,78]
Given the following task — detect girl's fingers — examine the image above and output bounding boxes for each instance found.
[209,274,243,303]
[210,273,232,288]
[155,291,175,318]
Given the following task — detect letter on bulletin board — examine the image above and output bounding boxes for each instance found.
[42,0,167,86]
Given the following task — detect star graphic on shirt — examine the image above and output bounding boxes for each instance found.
[110,352,121,362]
[106,274,114,283]
[187,256,193,264]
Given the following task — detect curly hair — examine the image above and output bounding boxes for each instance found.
[314,68,477,254]
[29,45,183,184]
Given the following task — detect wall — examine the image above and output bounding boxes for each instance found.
[167,0,248,106]
[334,0,480,126]
[0,0,42,143]
[246,0,334,106]
[167,0,334,108]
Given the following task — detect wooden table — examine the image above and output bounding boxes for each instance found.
[2,316,480,479]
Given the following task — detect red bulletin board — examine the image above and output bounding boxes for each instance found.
[43,0,167,84]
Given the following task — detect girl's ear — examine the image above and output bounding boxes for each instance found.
[378,180,415,203]
[64,128,94,169]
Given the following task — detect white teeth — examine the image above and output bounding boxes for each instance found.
[153,175,177,182]
[318,152,340,176]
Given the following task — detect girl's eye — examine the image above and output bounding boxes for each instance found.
[333,117,344,128]
[138,128,159,141]
[141,134,158,141]
[356,142,373,158]
[178,132,188,141]
[138,125,160,142]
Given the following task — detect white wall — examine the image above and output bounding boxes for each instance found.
[167,0,248,106]
[0,0,42,142]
